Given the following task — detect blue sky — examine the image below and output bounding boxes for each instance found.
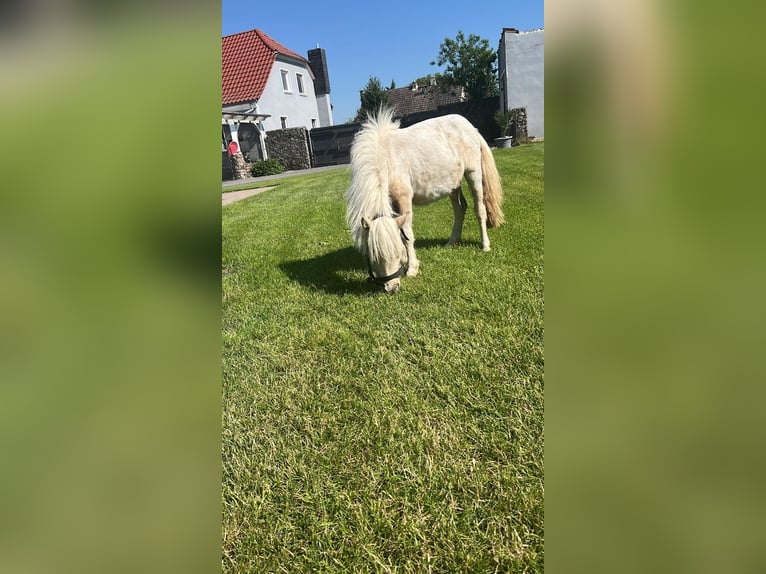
[222,0,544,124]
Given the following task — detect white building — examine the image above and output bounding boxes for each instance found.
[498,28,544,139]
[222,28,333,161]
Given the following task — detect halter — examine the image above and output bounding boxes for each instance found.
[365,214,410,285]
[366,260,406,285]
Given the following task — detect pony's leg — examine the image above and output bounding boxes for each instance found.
[445,187,467,247]
[391,182,419,276]
[465,171,491,252]
[402,212,419,277]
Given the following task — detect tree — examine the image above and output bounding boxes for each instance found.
[430,30,499,100]
[354,76,389,122]
[412,74,445,88]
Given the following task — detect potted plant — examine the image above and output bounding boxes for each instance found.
[493,110,514,149]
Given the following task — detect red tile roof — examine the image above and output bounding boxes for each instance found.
[222,29,308,106]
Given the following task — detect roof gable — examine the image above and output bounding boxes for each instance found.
[222,29,308,106]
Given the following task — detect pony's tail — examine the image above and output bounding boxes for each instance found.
[480,138,505,228]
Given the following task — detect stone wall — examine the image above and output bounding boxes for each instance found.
[265,127,312,171]
[398,96,502,142]
[222,151,251,180]
[231,153,251,179]
[398,99,531,146]
[510,107,529,144]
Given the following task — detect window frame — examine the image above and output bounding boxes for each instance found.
[296,72,306,95]
[280,69,291,93]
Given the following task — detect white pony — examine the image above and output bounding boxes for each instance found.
[345,108,504,293]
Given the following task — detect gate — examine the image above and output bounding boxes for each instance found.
[309,123,362,167]
[222,151,234,181]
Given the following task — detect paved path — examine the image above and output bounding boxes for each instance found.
[222,164,348,206]
[222,186,276,206]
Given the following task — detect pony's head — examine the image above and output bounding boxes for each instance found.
[345,106,407,292]
[360,213,408,293]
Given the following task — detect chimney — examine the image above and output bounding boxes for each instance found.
[308,48,331,95]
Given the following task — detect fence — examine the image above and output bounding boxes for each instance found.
[222,151,234,181]
[309,123,362,167]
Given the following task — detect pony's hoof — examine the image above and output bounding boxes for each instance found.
[406,266,419,277]
[482,245,491,252]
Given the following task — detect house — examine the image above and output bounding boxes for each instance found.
[497,28,544,139]
[384,81,465,120]
[222,28,333,162]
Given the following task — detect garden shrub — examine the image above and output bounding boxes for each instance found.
[250,159,285,177]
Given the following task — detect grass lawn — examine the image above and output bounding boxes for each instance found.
[222,144,544,572]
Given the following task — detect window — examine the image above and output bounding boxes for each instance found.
[311,118,317,128]
[280,116,288,129]
[280,69,291,92]
[296,73,306,95]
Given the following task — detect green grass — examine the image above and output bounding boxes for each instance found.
[222,144,544,572]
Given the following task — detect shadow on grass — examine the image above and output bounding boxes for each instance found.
[280,238,480,295]
[280,247,376,296]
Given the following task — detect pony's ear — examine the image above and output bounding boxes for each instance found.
[361,216,371,230]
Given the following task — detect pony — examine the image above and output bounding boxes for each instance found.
[345,108,504,293]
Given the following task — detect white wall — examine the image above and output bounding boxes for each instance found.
[258,57,322,132]
[500,29,544,138]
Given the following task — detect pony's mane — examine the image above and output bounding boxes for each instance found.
[345,107,401,255]
[366,216,406,263]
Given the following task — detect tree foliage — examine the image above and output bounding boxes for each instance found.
[431,30,499,100]
[411,73,447,88]
[355,76,389,122]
